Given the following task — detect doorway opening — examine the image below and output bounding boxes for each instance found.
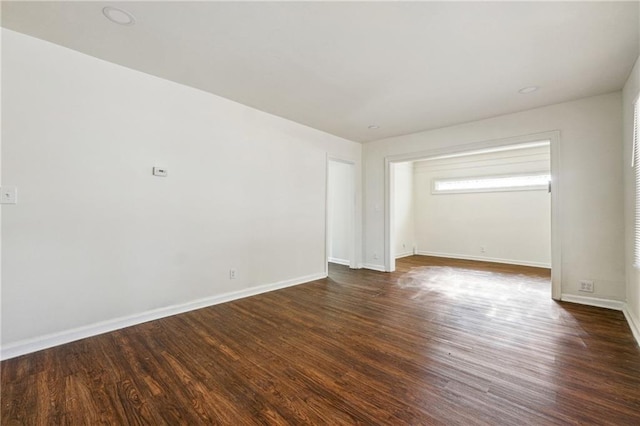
[327,158,356,272]
[385,131,561,299]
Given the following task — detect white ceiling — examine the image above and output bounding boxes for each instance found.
[2,1,639,143]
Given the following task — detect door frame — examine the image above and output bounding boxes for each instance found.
[326,156,358,275]
[384,130,562,300]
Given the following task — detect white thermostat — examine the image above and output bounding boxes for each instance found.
[153,167,168,177]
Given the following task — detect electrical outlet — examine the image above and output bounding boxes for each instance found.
[480,246,486,254]
[579,280,594,293]
[229,269,237,280]
[373,252,379,260]
[0,186,17,204]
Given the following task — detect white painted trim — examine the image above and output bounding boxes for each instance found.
[0,272,326,361]
[384,156,395,272]
[416,251,551,269]
[395,251,414,259]
[362,263,386,272]
[622,305,640,346]
[328,257,350,266]
[384,130,562,299]
[549,131,562,300]
[560,294,625,311]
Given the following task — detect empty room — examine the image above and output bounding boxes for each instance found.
[2,1,640,424]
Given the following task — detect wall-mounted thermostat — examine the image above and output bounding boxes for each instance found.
[153,167,168,177]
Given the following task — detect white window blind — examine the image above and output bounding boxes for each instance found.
[634,97,640,268]
[432,173,550,194]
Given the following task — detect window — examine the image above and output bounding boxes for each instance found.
[432,173,551,194]
[634,97,640,268]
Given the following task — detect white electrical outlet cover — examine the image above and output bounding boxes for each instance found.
[579,280,594,292]
[0,186,17,204]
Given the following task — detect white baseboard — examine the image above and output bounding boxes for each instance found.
[0,272,327,361]
[328,257,350,266]
[560,294,625,311]
[416,251,551,269]
[395,251,414,259]
[362,263,386,272]
[622,305,640,347]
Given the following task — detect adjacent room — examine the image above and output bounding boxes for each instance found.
[392,141,552,269]
[2,1,639,424]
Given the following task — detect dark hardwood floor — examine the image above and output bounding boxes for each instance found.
[2,256,640,425]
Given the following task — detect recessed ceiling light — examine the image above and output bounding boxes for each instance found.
[368,125,380,130]
[518,86,539,94]
[102,6,136,26]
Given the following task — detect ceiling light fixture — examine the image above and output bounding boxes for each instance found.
[368,125,380,130]
[518,86,539,94]
[102,6,136,26]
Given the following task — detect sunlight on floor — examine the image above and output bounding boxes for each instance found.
[396,265,554,324]
[397,266,548,298]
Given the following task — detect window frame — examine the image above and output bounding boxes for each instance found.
[431,172,551,195]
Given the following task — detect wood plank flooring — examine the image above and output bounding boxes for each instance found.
[2,256,640,425]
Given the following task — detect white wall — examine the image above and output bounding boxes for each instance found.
[364,92,624,301]
[328,160,353,265]
[1,29,362,356]
[413,146,551,268]
[623,55,640,343]
[393,162,415,258]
